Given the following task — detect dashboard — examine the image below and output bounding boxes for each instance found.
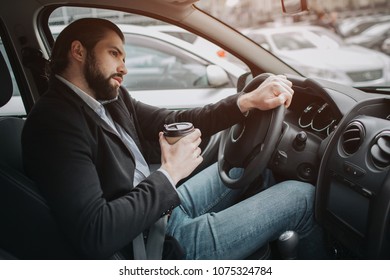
[316,96,390,259]
[272,76,390,259]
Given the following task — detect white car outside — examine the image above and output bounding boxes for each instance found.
[345,21,390,48]
[242,25,390,87]
[146,25,248,70]
[146,25,228,59]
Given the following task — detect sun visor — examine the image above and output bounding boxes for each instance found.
[0,52,13,108]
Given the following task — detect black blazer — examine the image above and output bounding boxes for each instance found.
[22,78,246,259]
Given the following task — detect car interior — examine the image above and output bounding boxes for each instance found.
[1,0,390,260]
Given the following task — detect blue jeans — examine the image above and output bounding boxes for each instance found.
[166,163,315,259]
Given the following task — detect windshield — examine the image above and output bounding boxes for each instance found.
[197,0,390,88]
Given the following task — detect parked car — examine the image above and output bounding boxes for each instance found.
[147,25,228,58]
[242,25,390,87]
[1,0,390,267]
[146,24,248,70]
[337,14,390,38]
[345,20,390,56]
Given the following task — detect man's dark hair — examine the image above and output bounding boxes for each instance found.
[47,18,124,79]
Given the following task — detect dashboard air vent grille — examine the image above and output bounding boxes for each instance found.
[371,131,390,169]
[341,121,365,155]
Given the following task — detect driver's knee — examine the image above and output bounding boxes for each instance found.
[275,180,315,203]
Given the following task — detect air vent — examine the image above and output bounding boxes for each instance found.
[371,131,390,169]
[341,121,365,155]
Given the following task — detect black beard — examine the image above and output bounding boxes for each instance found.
[84,53,120,100]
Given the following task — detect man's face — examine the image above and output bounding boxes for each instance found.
[83,30,127,100]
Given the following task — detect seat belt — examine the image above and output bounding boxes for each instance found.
[132,234,147,260]
[146,215,167,259]
[133,216,168,260]
[102,98,167,260]
[132,216,167,260]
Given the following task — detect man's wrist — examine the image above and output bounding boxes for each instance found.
[157,167,178,190]
[237,93,251,116]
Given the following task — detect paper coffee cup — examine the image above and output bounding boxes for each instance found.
[163,122,195,144]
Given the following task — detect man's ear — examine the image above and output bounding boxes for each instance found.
[70,40,85,62]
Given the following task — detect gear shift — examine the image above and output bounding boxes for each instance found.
[277,230,299,259]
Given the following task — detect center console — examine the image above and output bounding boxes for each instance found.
[316,97,390,259]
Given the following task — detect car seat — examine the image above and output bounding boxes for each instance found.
[0,51,77,259]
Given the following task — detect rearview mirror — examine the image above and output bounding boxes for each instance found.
[281,0,308,14]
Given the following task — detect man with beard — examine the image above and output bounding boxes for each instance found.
[22,18,318,260]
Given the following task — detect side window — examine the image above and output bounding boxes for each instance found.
[48,7,245,108]
[123,34,211,90]
[48,7,241,92]
[0,37,26,116]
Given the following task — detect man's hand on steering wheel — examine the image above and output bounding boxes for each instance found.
[218,73,293,189]
[237,74,294,113]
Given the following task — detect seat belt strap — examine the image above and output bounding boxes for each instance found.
[146,216,167,259]
[132,233,147,260]
[132,216,167,260]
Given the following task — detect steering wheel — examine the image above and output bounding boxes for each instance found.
[218,73,285,189]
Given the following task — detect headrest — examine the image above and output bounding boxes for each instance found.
[0,51,13,107]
